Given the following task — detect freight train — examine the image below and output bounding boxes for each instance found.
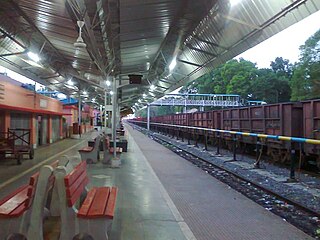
[132,99,320,169]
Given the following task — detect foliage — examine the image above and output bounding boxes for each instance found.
[291,29,320,101]
[181,58,291,103]
[135,105,183,118]
[270,57,293,78]
[156,28,320,117]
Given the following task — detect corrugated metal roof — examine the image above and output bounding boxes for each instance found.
[0,0,319,112]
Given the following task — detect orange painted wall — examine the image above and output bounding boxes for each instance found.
[63,107,78,126]
[0,79,63,114]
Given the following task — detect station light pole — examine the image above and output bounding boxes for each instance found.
[112,76,117,159]
[147,104,150,130]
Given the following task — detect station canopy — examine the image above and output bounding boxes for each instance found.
[0,0,319,113]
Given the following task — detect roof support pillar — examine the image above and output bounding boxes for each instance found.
[78,93,81,136]
[104,90,107,128]
[112,76,117,159]
[147,104,150,131]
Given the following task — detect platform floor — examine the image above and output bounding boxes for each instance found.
[0,126,313,239]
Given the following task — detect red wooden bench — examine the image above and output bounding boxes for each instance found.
[0,164,54,240]
[78,135,101,163]
[54,161,118,240]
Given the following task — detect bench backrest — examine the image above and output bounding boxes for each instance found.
[64,161,89,207]
[93,135,101,152]
[102,137,110,151]
[27,160,58,208]
[27,165,54,239]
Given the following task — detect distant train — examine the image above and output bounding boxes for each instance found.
[132,99,320,169]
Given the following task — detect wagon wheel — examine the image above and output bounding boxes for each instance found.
[29,148,34,159]
[267,147,278,163]
[277,149,289,164]
[226,140,233,151]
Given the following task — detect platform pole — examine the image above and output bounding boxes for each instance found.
[254,139,261,168]
[78,93,81,137]
[194,130,199,148]
[216,132,220,155]
[147,104,150,131]
[205,132,208,151]
[289,147,296,181]
[112,76,117,159]
[104,90,107,128]
[233,136,237,161]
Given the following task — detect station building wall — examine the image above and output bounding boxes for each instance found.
[0,76,64,148]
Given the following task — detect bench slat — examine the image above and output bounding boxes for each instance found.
[0,187,30,217]
[77,188,97,217]
[0,185,28,206]
[79,146,93,153]
[64,161,86,186]
[9,201,29,217]
[67,177,89,207]
[87,187,110,218]
[105,187,118,219]
[66,170,88,198]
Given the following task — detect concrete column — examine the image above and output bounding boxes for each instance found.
[78,95,81,135]
[117,105,120,129]
[30,113,37,148]
[112,76,117,158]
[48,115,52,143]
[4,111,10,131]
[59,116,63,139]
[104,90,107,128]
[147,104,150,130]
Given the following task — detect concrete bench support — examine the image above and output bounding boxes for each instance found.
[79,136,101,164]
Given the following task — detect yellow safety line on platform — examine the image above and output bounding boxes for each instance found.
[0,140,86,191]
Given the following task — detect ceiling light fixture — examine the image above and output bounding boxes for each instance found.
[67,79,74,86]
[150,85,156,91]
[106,80,111,86]
[27,52,40,62]
[169,58,177,71]
[230,0,242,7]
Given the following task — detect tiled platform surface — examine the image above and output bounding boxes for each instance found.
[125,124,312,240]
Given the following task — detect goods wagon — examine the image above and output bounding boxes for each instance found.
[134,100,320,168]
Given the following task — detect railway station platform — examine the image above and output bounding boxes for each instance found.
[0,125,313,239]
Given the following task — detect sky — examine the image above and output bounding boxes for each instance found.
[235,10,320,68]
[1,10,319,87]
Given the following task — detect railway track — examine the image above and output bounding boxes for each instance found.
[132,124,320,238]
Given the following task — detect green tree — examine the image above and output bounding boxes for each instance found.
[291,29,320,101]
[252,68,290,103]
[270,57,293,78]
[220,59,258,99]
